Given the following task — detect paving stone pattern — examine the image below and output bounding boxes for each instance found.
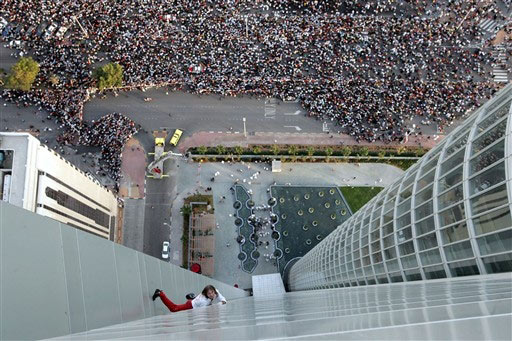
[271,186,352,274]
[234,185,258,273]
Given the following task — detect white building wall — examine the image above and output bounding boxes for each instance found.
[0,132,118,239]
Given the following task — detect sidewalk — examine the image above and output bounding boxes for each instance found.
[178,131,443,153]
[119,137,147,199]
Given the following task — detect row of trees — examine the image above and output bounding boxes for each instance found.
[195,145,422,158]
[2,57,123,91]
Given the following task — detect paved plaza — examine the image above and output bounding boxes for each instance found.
[170,160,404,289]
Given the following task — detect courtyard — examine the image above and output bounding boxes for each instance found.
[172,160,405,289]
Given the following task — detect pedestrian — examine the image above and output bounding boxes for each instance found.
[152,285,226,313]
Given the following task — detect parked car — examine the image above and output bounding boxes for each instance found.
[44,23,57,39]
[162,241,170,259]
[55,26,68,39]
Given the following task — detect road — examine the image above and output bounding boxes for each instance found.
[83,87,325,139]
[143,157,180,261]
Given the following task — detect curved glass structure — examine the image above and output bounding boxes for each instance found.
[289,84,512,291]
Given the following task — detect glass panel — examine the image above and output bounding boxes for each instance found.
[470,184,508,216]
[449,259,480,277]
[417,233,438,251]
[374,262,385,273]
[482,252,512,274]
[469,161,506,195]
[397,227,412,243]
[404,269,422,281]
[438,184,463,210]
[389,272,404,282]
[401,255,418,269]
[438,166,462,192]
[361,235,368,246]
[383,198,395,214]
[445,132,470,157]
[485,91,511,114]
[396,213,411,229]
[417,171,436,193]
[362,256,371,266]
[470,139,504,174]
[370,230,379,242]
[477,102,510,133]
[371,218,380,232]
[415,185,433,206]
[438,203,466,227]
[423,265,446,279]
[444,241,474,261]
[472,119,507,154]
[371,240,381,253]
[402,171,418,192]
[420,155,440,177]
[420,248,442,266]
[477,229,512,256]
[440,222,469,244]
[415,201,433,220]
[384,247,397,260]
[398,185,414,203]
[473,206,512,235]
[382,221,394,236]
[415,216,435,236]
[397,198,411,216]
[383,234,394,249]
[382,209,394,225]
[440,148,465,176]
[399,241,415,256]
[386,259,400,272]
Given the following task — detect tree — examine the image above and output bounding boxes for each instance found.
[396,146,406,155]
[378,150,386,159]
[306,146,315,157]
[288,145,298,156]
[180,204,192,216]
[342,146,352,158]
[93,62,123,90]
[271,144,280,156]
[360,146,369,160]
[216,145,226,155]
[197,145,208,155]
[5,57,40,91]
[325,147,333,161]
[252,145,261,155]
[414,147,425,157]
[234,146,244,160]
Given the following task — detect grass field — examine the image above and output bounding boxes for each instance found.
[340,186,384,213]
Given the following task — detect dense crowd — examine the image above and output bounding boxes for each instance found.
[0,0,509,185]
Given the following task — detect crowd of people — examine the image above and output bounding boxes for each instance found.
[0,0,509,186]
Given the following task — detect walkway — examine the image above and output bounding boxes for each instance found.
[178,131,442,153]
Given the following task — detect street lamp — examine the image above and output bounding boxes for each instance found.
[243,117,247,137]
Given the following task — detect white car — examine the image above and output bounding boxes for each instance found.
[162,241,170,259]
[55,26,68,39]
[44,23,57,39]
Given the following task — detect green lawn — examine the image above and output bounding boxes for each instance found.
[340,186,384,213]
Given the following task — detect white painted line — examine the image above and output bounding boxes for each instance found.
[235,131,240,134]
[284,110,302,116]
[284,126,302,131]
